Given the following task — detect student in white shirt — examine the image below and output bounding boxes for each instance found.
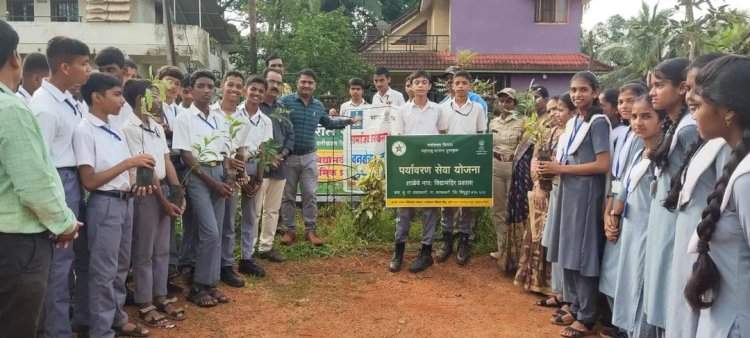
[339,77,368,113]
[121,79,186,327]
[209,70,246,288]
[156,65,184,141]
[29,36,92,338]
[236,76,274,278]
[94,47,134,130]
[372,67,406,107]
[155,65,187,289]
[389,70,450,274]
[172,70,244,307]
[74,73,156,338]
[16,52,48,105]
[436,70,487,266]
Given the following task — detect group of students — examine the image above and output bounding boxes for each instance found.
[522,54,750,338]
[1,19,367,335]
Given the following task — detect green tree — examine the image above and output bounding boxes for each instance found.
[585,1,750,88]
[278,9,373,97]
[596,2,676,88]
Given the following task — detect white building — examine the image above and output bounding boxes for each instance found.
[2,0,234,74]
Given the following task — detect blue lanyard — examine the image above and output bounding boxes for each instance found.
[98,125,122,142]
[451,101,474,117]
[613,129,632,178]
[64,99,81,118]
[140,122,160,138]
[563,116,583,161]
[198,114,217,130]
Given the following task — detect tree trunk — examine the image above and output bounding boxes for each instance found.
[683,0,697,59]
[162,0,177,66]
[248,0,258,73]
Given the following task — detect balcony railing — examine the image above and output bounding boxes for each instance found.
[363,34,450,53]
[1,15,83,22]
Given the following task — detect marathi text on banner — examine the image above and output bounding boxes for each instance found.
[385,134,493,208]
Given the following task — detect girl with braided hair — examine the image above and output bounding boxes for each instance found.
[684,54,750,338]
[642,58,700,335]
[664,53,731,338]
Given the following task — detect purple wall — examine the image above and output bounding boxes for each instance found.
[510,74,572,97]
[450,0,583,54]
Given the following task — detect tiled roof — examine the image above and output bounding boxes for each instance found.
[360,52,611,73]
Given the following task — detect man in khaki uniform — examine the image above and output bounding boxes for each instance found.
[489,88,525,267]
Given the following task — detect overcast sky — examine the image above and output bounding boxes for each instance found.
[582,0,750,29]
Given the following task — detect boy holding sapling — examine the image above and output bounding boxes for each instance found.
[121,79,186,328]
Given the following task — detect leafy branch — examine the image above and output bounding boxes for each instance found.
[353,156,386,240]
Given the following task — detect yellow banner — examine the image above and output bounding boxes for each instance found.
[386,198,493,208]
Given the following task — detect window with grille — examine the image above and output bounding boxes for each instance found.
[535,0,568,23]
[6,0,34,21]
[50,0,80,22]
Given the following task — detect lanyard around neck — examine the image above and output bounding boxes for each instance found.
[563,116,584,160]
[197,113,217,130]
[64,99,81,118]
[98,125,122,141]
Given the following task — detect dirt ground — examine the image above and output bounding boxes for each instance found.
[139,249,566,338]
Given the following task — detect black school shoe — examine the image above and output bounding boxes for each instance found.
[409,244,434,273]
[238,259,267,277]
[220,266,245,287]
[456,233,472,265]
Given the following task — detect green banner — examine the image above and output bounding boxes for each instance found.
[315,127,347,194]
[386,134,493,208]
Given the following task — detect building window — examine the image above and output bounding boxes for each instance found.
[535,0,568,23]
[50,0,79,22]
[6,0,35,21]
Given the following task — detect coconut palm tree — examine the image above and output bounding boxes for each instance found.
[598,1,676,87]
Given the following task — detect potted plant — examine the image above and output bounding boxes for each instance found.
[220,116,247,185]
[516,81,554,191]
[135,83,164,188]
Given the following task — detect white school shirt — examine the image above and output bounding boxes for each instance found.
[30,80,84,168]
[16,87,31,105]
[162,101,180,130]
[122,114,169,180]
[443,98,487,135]
[237,107,274,152]
[372,87,406,107]
[172,104,228,162]
[73,113,132,191]
[340,99,367,114]
[210,102,245,151]
[391,100,450,136]
[107,101,135,131]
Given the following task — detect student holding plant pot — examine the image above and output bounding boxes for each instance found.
[74,72,157,337]
[122,79,186,329]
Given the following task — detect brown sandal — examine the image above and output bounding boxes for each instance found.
[114,322,150,337]
[188,288,217,308]
[550,311,576,326]
[208,287,230,303]
[138,305,175,329]
[560,322,593,338]
[154,297,186,321]
[535,296,563,308]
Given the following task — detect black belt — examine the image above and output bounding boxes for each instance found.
[57,166,77,171]
[0,231,51,239]
[92,190,131,200]
[291,149,315,156]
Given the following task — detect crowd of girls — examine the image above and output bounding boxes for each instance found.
[527,54,750,338]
